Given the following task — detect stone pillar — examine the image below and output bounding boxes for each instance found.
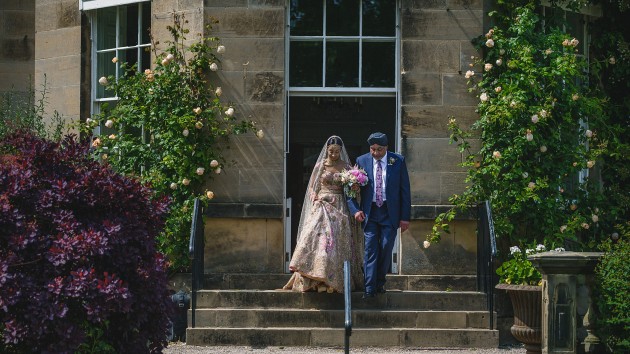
[528,251,604,354]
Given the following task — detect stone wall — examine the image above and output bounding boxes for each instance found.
[0,0,35,95]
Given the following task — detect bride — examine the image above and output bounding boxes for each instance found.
[283,135,363,293]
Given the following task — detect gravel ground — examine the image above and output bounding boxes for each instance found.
[164,342,527,354]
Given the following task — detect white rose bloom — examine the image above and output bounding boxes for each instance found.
[536,244,546,251]
[210,63,219,71]
[486,39,495,47]
[98,76,108,86]
[495,86,502,93]
[423,241,430,249]
[609,57,616,65]
[215,87,223,96]
[166,53,174,61]
[215,167,222,174]
[464,70,475,79]
[206,190,215,200]
[193,107,202,115]
[560,225,567,233]
[183,129,189,137]
[256,129,264,139]
[170,182,178,190]
[161,58,169,66]
[531,114,539,123]
[528,181,536,189]
[526,132,533,141]
[86,118,94,125]
[509,246,521,254]
[587,160,595,168]
[182,178,190,186]
[217,45,226,54]
[480,93,489,102]
[484,63,493,71]
[539,109,548,118]
[522,172,528,178]
[210,160,219,168]
[592,215,599,223]
[112,57,118,63]
[492,151,501,159]
[540,145,547,153]
[495,59,503,66]
[196,167,205,175]
[195,121,203,129]
[581,222,590,229]
[105,119,114,128]
[225,107,235,117]
[108,134,116,140]
[510,101,517,108]
[585,130,593,138]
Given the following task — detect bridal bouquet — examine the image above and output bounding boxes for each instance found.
[340,166,368,199]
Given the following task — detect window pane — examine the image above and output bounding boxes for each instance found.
[326,41,358,87]
[140,47,151,72]
[565,12,584,55]
[290,0,323,36]
[363,0,396,36]
[290,41,323,86]
[97,7,117,50]
[326,0,359,36]
[96,51,116,98]
[119,48,138,68]
[363,42,395,87]
[141,3,151,44]
[119,4,138,47]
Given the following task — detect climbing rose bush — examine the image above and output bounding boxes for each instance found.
[0,131,172,353]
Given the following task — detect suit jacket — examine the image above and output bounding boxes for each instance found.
[347,151,411,228]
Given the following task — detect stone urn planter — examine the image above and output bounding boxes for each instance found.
[496,284,542,353]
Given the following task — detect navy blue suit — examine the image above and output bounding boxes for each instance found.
[347,151,411,294]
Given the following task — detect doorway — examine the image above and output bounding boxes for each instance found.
[285,95,396,259]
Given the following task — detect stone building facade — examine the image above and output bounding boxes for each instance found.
[24,0,485,278]
[0,1,35,96]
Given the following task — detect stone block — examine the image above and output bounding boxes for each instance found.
[1,37,35,62]
[440,171,469,201]
[460,39,483,72]
[402,0,447,9]
[207,166,282,204]
[3,10,35,36]
[204,0,247,7]
[409,172,441,205]
[402,105,477,138]
[404,137,467,173]
[402,9,482,40]
[0,0,35,11]
[401,72,441,105]
[312,329,401,346]
[443,73,478,106]
[416,311,467,328]
[34,27,80,60]
[217,37,284,72]
[0,70,34,92]
[402,40,460,74]
[205,8,284,38]
[448,0,483,10]
[36,1,80,32]
[34,55,80,89]
[203,218,284,273]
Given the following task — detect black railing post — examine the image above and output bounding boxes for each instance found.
[343,260,352,354]
[188,198,204,329]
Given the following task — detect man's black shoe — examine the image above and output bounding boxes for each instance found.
[362,292,375,299]
[376,286,386,294]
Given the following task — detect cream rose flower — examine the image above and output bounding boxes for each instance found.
[182,178,191,186]
[560,225,567,233]
[170,182,178,190]
[105,119,114,128]
[210,160,219,168]
[112,57,118,63]
[196,167,205,175]
[539,109,548,118]
[495,86,502,93]
[609,57,616,65]
[499,49,505,55]
[585,129,593,138]
[492,151,501,159]
[528,182,536,189]
[464,70,475,79]
[480,93,489,102]
[206,190,215,200]
[540,145,547,153]
[592,215,599,223]
[572,93,579,101]
[531,114,539,123]
[215,167,222,174]
[98,77,108,86]
[225,107,235,117]
[423,241,430,249]
[587,160,595,168]
[256,129,264,139]
[510,101,517,108]
[193,107,202,115]
[581,222,590,229]
[486,39,495,48]
[183,129,190,137]
[195,121,203,129]
[217,45,226,54]
[484,63,493,72]
[215,87,223,96]
[210,63,219,72]
[526,130,533,141]
[496,59,503,66]
[108,134,116,140]
[92,138,102,148]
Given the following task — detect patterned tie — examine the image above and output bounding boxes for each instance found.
[375,160,383,207]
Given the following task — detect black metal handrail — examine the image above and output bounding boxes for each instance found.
[343,260,352,354]
[477,200,497,330]
[188,198,204,328]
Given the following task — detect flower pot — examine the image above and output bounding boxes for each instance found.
[496,284,542,354]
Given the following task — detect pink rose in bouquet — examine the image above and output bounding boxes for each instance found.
[340,166,368,199]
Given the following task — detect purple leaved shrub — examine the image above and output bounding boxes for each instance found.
[0,131,173,353]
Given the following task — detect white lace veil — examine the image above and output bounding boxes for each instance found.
[296,135,351,243]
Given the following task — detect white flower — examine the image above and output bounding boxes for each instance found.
[91,138,102,148]
[217,45,226,54]
[492,151,501,159]
[225,107,235,117]
[609,57,616,65]
[196,167,205,175]
[182,178,190,186]
[423,241,430,249]
[215,167,222,174]
[539,109,548,118]
[210,63,219,71]
[522,172,528,178]
[499,49,505,55]
[86,118,94,125]
[495,86,502,93]
[560,225,567,233]
[570,38,579,47]
[572,93,579,101]
[166,53,174,61]
[563,39,570,47]
[105,119,114,128]
[554,247,565,252]
[101,153,108,160]
[108,134,116,140]
[486,38,495,48]
[528,181,536,189]
[210,160,219,168]
[195,121,203,129]
[525,248,534,255]
[536,244,546,252]
[112,57,118,63]
[480,93,489,102]
[587,160,595,168]
[495,59,503,66]
[526,131,533,141]
[540,145,547,153]
[215,87,223,96]
[585,130,593,138]
[193,107,202,115]
[581,222,590,229]
[98,76,109,86]
[531,114,539,123]
[484,63,493,72]
[148,88,154,94]
[170,182,178,190]
[592,214,599,223]
[183,129,189,137]
[464,70,475,79]
[256,129,264,139]
[510,101,517,108]
[161,58,169,66]
[206,190,215,200]
[570,204,578,211]
[509,246,521,254]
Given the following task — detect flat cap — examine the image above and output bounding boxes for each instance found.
[367,132,388,146]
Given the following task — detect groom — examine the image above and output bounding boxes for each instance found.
[347,132,411,299]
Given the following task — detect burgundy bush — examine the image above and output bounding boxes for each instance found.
[0,131,173,353]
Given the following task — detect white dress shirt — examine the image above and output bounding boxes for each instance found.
[372,154,387,203]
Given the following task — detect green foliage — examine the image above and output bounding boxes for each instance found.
[496,244,566,285]
[0,76,66,141]
[76,321,116,354]
[86,14,257,271]
[428,4,629,278]
[595,224,630,352]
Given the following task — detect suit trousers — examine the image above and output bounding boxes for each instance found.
[363,202,397,293]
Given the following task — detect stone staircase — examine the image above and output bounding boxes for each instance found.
[186,274,499,348]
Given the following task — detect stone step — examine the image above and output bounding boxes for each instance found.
[197,273,477,291]
[186,327,499,348]
[194,290,488,311]
[189,308,492,329]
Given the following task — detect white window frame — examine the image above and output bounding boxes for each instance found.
[287,0,399,97]
[80,0,149,11]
